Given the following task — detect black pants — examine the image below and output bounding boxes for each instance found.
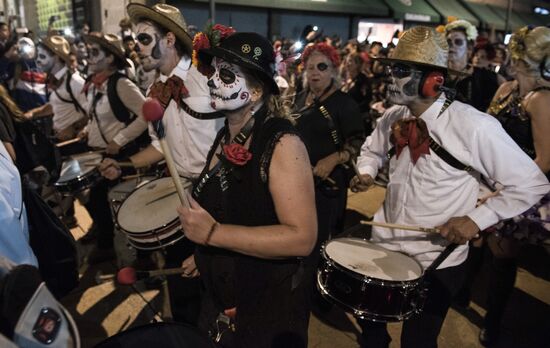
[359,262,467,348]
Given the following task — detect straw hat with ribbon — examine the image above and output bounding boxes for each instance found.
[127,3,193,54]
[41,35,71,63]
[376,26,466,76]
[84,33,130,66]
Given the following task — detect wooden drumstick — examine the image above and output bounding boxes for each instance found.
[143,98,190,208]
[85,161,134,168]
[56,137,82,147]
[360,220,440,234]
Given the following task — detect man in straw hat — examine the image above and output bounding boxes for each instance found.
[350,26,549,346]
[100,3,223,324]
[24,35,88,146]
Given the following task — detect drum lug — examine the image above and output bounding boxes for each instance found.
[410,282,428,314]
[360,277,371,292]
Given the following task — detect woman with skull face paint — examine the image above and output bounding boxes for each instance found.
[444,20,500,112]
[293,43,365,297]
[178,32,317,347]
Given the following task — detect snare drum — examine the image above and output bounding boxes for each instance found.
[95,322,213,348]
[116,177,190,250]
[317,238,425,322]
[54,152,103,194]
[108,176,156,217]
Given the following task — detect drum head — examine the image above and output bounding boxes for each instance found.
[95,322,213,348]
[58,152,102,183]
[117,177,190,234]
[325,238,423,281]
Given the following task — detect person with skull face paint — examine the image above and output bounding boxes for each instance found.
[100,3,223,325]
[350,26,549,347]
[24,36,88,145]
[177,32,316,347]
[444,19,500,112]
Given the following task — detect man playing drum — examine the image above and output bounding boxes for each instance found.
[350,26,550,347]
[100,3,222,324]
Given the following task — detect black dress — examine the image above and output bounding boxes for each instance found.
[454,66,499,112]
[193,105,310,348]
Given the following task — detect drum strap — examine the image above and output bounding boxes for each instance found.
[425,243,458,272]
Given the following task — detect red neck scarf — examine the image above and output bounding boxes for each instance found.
[82,71,112,94]
[390,117,430,164]
[147,75,189,109]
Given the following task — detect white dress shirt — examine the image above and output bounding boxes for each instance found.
[357,94,550,269]
[50,67,88,132]
[85,74,148,148]
[148,57,223,178]
[0,142,37,266]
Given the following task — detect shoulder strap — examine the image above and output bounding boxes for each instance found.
[318,103,341,148]
[65,71,86,116]
[107,72,133,125]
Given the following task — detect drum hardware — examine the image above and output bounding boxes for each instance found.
[54,152,104,194]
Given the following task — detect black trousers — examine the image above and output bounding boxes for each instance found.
[359,261,467,348]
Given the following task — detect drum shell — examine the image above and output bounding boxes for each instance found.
[54,168,102,194]
[317,242,424,322]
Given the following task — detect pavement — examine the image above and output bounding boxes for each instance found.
[61,185,550,347]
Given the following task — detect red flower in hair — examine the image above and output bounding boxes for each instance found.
[302,42,341,68]
[192,23,236,76]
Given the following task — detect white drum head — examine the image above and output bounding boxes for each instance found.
[58,152,102,183]
[325,238,423,281]
[108,176,155,202]
[117,177,190,234]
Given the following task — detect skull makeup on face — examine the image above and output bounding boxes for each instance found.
[386,64,423,105]
[135,21,165,72]
[446,30,468,70]
[87,43,108,74]
[207,57,252,111]
[36,46,56,73]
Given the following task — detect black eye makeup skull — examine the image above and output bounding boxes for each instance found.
[207,58,252,111]
[219,68,236,84]
[136,33,153,46]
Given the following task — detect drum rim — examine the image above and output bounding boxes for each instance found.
[316,271,416,322]
[123,221,180,238]
[127,229,186,250]
[56,152,103,183]
[321,237,424,284]
[116,177,190,234]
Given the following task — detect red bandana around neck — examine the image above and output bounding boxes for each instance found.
[82,71,111,94]
[147,75,190,109]
[390,117,430,164]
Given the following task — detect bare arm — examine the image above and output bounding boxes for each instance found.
[525,90,550,174]
[24,103,53,119]
[178,134,317,258]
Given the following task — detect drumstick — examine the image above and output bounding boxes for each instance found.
[84,161,134,168]
[143,98,190,208]
[56,137,82,147]
[360,220,440,234]
[116,266,191,285]
[350,159,370,185]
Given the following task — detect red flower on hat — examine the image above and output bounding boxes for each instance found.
[223,143,252,166]
[192,23,236,76]
[212,24,236,39]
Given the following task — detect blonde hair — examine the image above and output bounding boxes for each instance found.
[510,26,550,74]
[0,84,24,121]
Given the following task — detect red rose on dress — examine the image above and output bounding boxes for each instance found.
[223,143,252,166]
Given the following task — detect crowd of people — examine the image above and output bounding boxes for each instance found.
[0,3,549,348]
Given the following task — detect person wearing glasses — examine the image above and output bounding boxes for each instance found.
[350,26,549,347]
[293,43,364,298]
[445,19,501,111]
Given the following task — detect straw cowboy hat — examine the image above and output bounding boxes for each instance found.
[41,35,71,63]
[84,33,130,66]
[199,32,280,94]
[377,26,466,75]
[127,3,193,54]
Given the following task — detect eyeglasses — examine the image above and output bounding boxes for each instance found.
[447,38,465,47]
[307,62,329,72]
[387,64,422,78]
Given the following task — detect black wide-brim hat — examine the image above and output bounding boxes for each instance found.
[199,32,279,95]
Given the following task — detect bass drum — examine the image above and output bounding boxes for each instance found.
[94,322,214,348]
[317,238,425,322]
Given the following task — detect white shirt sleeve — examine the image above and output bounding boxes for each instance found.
[112,78,148,146]
[466,116,550,229]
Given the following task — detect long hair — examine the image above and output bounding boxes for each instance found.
[0,84,24,121]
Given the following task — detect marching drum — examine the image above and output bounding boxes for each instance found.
[95,322,214,348]
[108,176,156,217]
[54,152,103,194]
[116,177,190,250]
[317,238,425,322]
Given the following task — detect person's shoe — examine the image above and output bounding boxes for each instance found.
[87,247,116,265]
[80,224,98,244]
[479,327,499,347]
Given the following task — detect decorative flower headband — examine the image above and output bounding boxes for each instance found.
[509,26,530,62]
[444,18,478,42]
[192,23,236,76]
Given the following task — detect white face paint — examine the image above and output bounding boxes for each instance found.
[87,43,108,74]
[386,64,422,105]
[36,46,55,73]
[207,57,252,111]
[135,21,165,72]
[447,30,468,70]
